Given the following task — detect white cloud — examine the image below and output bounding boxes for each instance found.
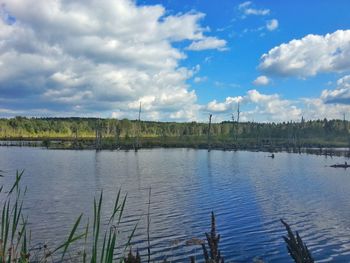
[253,75,270,86]
[205,90,301,122]
[266,19,278,31]
[259,30,350,77]
[193,76,208,83]
[169,105,201,120]
[206,96,242,113]
[214,81,240,88]
[238,1,252,10]
[238,1,270,16]
[303,98,350,120]
[187,37,228,51]
[0,0,226,121]
[203,84,350,122]
[321,75,350,104]
[245,8,270,16]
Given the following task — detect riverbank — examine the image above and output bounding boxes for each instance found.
[1,137,350,158]
[1,117,350,158]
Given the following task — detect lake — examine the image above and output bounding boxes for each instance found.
[0,147,350,262]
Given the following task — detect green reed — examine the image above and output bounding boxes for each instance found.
[0,170,29,262]
[0,170,136,263]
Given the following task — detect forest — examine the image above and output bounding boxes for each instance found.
[0,116,349,150]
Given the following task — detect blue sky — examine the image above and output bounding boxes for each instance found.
[1,0,350,122]
[146,0,350,101]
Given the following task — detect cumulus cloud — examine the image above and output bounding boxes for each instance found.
[204,90,301,122]
[303,98,350,120]
[321,75,350,104]
[253,75,270,86]
[186,37,228,51]
[266,19,278,31]
[238,1,270,16]
[0,0,226,121]
[202,84,350,122]
[259,30,350,77]
[206,96,242,113]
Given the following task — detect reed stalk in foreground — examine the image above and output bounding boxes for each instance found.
[281,219,314,263]
[189,211,224,263]
[0,170,29,263]
[50,187,138,263]
[0,170,137,263]
[201,211,224,263]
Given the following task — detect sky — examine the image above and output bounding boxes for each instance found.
[1,0,350,122]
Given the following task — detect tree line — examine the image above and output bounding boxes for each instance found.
[0,116,349,147]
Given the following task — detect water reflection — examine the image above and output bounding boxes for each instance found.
[0,147,349,262]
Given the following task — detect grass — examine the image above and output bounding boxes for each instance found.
[0,170,136,263]
[0,170,314,263]
[0,170,28,262]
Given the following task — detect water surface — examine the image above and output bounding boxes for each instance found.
[0,147,350,262]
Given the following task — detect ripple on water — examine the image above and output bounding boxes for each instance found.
[1,148,350,262]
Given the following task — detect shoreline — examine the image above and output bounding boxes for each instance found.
[1,139,350,158]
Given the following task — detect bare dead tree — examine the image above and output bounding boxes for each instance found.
[207,114,212,152]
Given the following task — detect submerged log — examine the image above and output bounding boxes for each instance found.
[330,162,350,168]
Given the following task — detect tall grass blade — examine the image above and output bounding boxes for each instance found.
[100,231,108,262]
[108,189,121,224]
[53,213,84,260]
[83,219,89,263]
[8,170,24,195]
[118,194,127,225]
[123,222,138,255]
[91,191,103,263]
[106,231,117,262]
